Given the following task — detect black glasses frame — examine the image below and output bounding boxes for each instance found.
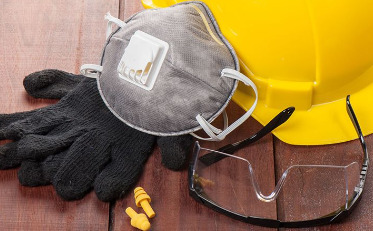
[188,95,368,228]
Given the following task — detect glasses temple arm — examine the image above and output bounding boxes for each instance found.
[199,107,295,166]
[230,107,295,151]
[346,95,369,197]
[346,95,369,165]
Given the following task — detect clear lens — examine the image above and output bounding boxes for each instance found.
[192,147,361,222]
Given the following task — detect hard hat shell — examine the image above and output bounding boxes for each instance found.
[142,0,373,145]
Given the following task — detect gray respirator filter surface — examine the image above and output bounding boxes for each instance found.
[80,2,258,141]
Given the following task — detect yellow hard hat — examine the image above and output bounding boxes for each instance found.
[142,0,373,145]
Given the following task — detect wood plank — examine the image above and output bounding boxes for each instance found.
[0,0,119,230]
[120,0,144,20]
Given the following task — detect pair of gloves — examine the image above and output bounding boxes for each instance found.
[0,69,193,202]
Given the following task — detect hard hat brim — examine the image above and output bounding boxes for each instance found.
[233,82,373,145]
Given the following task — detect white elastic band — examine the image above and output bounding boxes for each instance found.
[80,13,123,79]
[191,68,258,141]
[80,64,103,78]
[222,110,229,130]
[191,110,228,140]
[105,12,126,39]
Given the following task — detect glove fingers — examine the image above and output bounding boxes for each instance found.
[94,142,154,202]
[0,110,40,130]
[18,150,67,186]
[0,141,22,169]
[23,69,84,99]
[94,158,145,202]
[0,111,67,140]
[157,135,193,170]
[52,131,111,201]
[17,127,85,160]
[0,115,73,168]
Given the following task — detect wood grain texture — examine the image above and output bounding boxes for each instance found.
[120,0,144,20]
[0,0,119,230]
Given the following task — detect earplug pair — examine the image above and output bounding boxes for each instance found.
[126,187,155,231]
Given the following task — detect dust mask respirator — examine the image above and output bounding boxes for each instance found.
[80,1,258,141]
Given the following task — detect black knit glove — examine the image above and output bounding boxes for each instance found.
[0,70,193,201]
[23,70,191,170]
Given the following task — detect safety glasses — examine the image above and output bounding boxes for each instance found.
[189,96,368,228]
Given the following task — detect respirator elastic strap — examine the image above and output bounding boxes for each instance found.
[105,12,126,39]
[80,64,103,78]
[191,111,228,141]
[191,68,258,141]
[80,13,125,77]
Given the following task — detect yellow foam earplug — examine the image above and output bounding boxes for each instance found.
[134,187,156,218]
[125,207,151,231]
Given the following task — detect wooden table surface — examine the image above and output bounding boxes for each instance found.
[1,0,372,230]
